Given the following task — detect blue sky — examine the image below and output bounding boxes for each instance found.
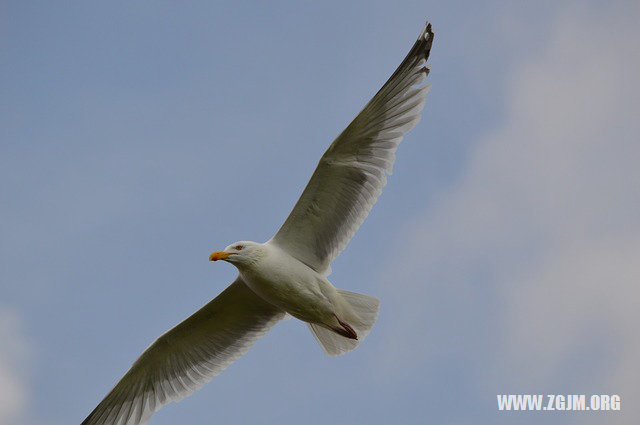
[1,1,639,424]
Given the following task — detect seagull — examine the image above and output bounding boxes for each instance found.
[82,22,434,425]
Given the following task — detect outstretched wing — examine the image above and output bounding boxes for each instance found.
[270,23,434,274]
[81,277,284,425]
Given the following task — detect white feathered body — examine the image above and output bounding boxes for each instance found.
[239,243,354,328]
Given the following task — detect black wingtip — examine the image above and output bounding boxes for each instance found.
[420,21,434,48]
[405,21,433,71]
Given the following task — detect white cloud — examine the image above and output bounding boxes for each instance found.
[0,309,30,425]
[376,2,640,423]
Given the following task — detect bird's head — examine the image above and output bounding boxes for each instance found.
[209,240,264,268]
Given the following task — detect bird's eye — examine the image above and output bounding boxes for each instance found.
[235,245,243,251]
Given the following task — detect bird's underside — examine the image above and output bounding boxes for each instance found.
[81,22,434,425]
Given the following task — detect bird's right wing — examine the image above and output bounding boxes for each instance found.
[81,277,285,425]
[270,23,433,274]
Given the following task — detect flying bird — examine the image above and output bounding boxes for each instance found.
[82,22,434,425]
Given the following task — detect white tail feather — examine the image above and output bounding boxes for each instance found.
[308,290,379,356]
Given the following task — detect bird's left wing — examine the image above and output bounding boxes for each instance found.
[270,23,434,274]
[81,277,285,425]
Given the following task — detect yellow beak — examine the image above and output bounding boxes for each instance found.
[209,251,233,261]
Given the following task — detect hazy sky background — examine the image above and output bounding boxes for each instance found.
[1,1,639,424]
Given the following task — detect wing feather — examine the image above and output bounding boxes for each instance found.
[270,23,434,273]
[81,277,284,425]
